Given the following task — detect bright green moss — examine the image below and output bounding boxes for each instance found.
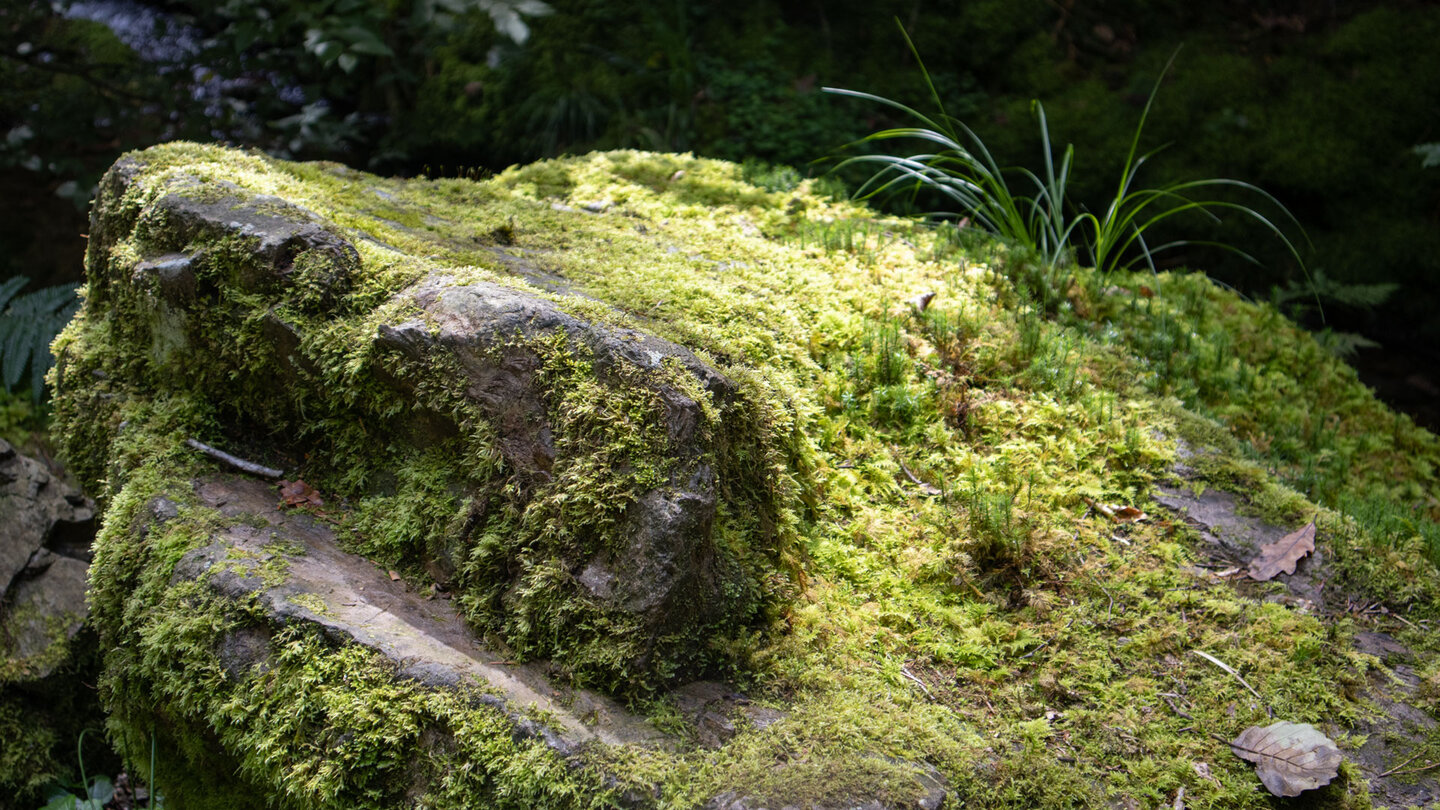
[44,143,1440,808]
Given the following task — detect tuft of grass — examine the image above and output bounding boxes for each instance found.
[825,22,1311,285]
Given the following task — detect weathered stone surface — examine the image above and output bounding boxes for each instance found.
[1155,439,1326,610]
[375,273,736,640]
[1155,438,1438,806]
[174,474,667,753]
[0,439,105,805]
[670,681,786,749]
[0,438,95,679]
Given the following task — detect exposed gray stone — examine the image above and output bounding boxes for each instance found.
[1,438,96,680]
[374,273,738,643]
[172,474,671,753]
[669,680,789,749]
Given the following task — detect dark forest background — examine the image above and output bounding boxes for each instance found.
[3,0,1438,424]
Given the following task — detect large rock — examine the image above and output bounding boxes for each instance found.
[59,148,793,694]
[50,144,957,808]
[49,141,1440,810]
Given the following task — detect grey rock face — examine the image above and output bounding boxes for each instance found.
[375,274,736,641]
[0,439,96,679]
[170,474,670,755]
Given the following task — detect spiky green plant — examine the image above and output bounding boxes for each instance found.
[825,23,1310,280]
[0,276,80,401]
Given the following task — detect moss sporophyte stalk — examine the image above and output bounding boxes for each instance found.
[39,142,1440,808]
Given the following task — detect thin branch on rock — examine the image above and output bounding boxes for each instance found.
[185,438,284,479]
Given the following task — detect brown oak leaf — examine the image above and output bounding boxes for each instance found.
[1248,519,1316,581]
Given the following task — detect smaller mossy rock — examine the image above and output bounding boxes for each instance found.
[54,144,808,698]
[1,437,96,680]
[0,438,105,804]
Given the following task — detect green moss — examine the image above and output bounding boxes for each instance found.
[0,694,63,799]
[44,143,1440,807]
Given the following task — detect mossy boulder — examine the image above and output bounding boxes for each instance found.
[60,145,807,696]
[0,438,104,803]
[51,143,1440,808]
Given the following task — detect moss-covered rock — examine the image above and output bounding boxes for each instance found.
[0,437,105,804]
[51,143,1440,808]
[58,145,807,696]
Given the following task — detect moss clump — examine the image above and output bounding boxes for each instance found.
[49,143,1440,808]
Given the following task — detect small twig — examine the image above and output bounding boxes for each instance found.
[186,438,283,479]
[900,666,935,701]
[1159,692,1194,721]
[1385,760,1440,779]
[1390,611,1418,630]
[1088,579,1115,622]
[1020,640,1050,660]
[892,447,940,496]
[1190,650,1272,717]
[1376,750,1440,778]
[1377,750,1425,777]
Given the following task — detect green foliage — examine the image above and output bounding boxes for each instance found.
[829,25,1308,283]
[32,729,161,810]
[0,277,80,401]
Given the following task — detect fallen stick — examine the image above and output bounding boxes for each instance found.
[186,438,284,479]
[1190,650,1272,717]
[899,666,935,701]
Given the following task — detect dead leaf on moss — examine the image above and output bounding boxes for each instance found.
[1109,505,1147,523]
[1080,496,1147,522]
[279,479,324,508]
[1228,721,1341,797]
[1248,519,1315,581]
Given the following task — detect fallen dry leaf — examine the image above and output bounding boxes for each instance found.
[389,570,401,581]
[1248,519,1316,581]
[1228,721,1341,797]
[278,479,324,508]
[1108,505,1148,523]
[1080,496,1147,522]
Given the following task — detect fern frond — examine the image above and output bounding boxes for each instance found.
[0,276,25,309]
[0,276,82,400]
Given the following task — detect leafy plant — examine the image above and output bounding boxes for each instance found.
[826,23,1310,280]
[38,731,163,810]
[0,277,80,401]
